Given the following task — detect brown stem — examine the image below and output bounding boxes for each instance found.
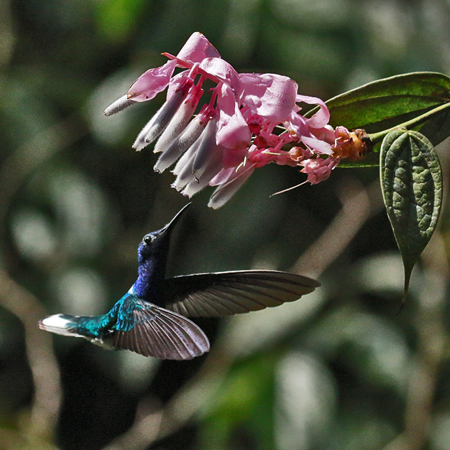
[381,233,448,450]
[293,176,384,278]
[0,270,63,441]
[382,143,450,450]
[102,348,233,450]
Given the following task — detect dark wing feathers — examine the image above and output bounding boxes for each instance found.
[112,303,210,360]
[164,270,320,318]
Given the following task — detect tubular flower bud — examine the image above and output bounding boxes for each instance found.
[105,32,371,207]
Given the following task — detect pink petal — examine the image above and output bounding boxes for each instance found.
[310,125,337,145]
[301,157,338,184]
[296,94,330,128]
[222,147,248,168]
[153,86,201,154]
[153,112,209,172]
[127,60,177,102]
[132,84,190,151]
[182,157,221,197]
[240,73,298,123]
[301,135,333,155]
[208,164,255,209]
[166,71,192,101]
[209,166,236,186]
[198,58,241,94]
[192,118,219,175]
[176,32,221,63]
[215,84,251,150]
[183,142,224,197]
[171,130,223,195]
[172,142,199,181]
[273,151,299,167]
[287,110,310,137]
[287,110,333,154]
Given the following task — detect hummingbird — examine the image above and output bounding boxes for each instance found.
[39,204,320,360]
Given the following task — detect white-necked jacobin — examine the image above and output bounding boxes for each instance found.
[39,204,320,360]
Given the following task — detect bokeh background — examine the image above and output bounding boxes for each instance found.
[2,0,450,449]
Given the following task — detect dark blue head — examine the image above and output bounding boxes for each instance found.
[137,203,191,264]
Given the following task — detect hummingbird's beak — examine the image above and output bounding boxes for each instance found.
[159,203,191,238]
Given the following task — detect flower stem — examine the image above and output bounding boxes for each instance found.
[368,101,450,144]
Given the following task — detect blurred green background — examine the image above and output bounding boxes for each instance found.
[2,0,450,449]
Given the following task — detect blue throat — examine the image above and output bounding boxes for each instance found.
[133,254,167,302]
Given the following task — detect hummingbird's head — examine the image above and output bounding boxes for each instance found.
[138,203,191,263]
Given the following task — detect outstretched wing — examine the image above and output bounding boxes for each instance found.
[163,270,320,318]
[112,300,210,360]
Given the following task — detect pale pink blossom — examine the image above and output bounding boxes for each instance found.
[239,73,298,123]
[105,32,246,152]
[301,157,339,185]
[104,32,367,208]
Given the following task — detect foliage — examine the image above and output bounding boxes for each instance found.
[1,1,450,450]
[318,73,448,300]
[380,130,442,300]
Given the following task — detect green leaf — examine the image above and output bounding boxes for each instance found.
[380,130,442,301]
[315,72,450,168]
[326,72,450,133]
[337,150,380,168]
[416,106,450,147]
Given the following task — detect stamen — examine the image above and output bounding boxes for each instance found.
[270,181,307,197]
[235,155,248,172]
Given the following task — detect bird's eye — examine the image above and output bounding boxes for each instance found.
[143,235,155,245]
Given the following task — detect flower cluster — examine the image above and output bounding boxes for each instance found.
[105,32,369,208]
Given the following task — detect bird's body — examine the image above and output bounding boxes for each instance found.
[39,204,320,360]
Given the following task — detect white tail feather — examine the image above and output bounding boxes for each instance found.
[38,314,83,338]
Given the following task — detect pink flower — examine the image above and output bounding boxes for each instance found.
[104,32,367,208]
[301,157,339,185]
[105,32,248,152]
[239,73,298,123]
